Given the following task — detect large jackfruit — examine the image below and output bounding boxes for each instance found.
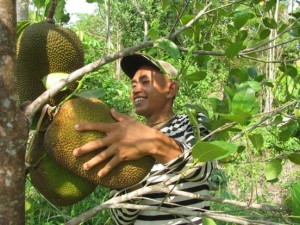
[44,97,155,190]
[27,131,97,206]
[16,21,84,106]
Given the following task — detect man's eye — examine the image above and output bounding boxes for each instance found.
[142,80,150,84]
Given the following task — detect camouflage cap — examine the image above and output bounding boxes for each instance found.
[120,53,178,80]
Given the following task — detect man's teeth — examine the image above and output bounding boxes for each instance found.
[135,97,145,103]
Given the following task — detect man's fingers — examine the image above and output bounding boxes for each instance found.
[75,122,114,132]
[82,145,116,170]
[73,136,111,156]
[111,108,131,122]
[97,155,120,178]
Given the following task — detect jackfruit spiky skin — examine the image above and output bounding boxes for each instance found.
[28,131,97,206]
[16,21,84,106]
[44,97,155,189]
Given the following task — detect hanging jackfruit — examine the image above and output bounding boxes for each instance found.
[44,97,155,190]
[16,21,84,106]
[27,131,97,206]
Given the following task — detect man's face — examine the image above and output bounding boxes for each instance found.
[130,66,171,117]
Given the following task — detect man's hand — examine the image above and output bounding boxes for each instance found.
[73,109,157,177]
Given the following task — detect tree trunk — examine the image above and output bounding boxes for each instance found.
[0,1,28,224]
[105,0,112,49]
[264,0,279,113]
[16,0,29,21]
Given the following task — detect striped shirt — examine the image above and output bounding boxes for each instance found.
[110,113,213,225]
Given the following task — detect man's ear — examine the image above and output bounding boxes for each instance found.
[167,81,178,98]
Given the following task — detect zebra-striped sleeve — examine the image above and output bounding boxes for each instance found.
[109,113,213,225]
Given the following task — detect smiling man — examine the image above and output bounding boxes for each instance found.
[73,53,213,225]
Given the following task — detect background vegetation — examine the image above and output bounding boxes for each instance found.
[3,0,300,224]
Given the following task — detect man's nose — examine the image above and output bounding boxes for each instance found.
[132,83,143,93]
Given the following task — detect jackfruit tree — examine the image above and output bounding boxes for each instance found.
[2,0,300,224]
[0,2,28,225]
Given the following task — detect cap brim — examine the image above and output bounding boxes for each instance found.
[120,54,160,79]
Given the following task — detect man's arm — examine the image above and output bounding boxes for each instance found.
[72,108,182,177]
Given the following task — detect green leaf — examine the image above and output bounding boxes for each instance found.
[264,159,282,181]
[263,17,277,29]
[278,64,298,78]
[42,73,69,90]
[17,21,30,38]
[33,0,46,8]
[238,81,261,93]
[249,133,264,150]
[154,38,180,62]
[187,109,200,142]
[224,86,233,112]
[147,29,160,40]
[210,141,238,159]
[288,152,300,165]
[194,55,209,67]
[278,23,289,33]
[236,30,248,42]
[247,67,258,79]
[209,98,229,114]
[74,89,105,98]
[290,27,300,37]
[54,0,68,22]
[218,113,247,124]
[203,217,217,225]
[225,42,243,59]
[265,0,277,12]
[192,142,229,162]
[259,29,271,39]
[290,182,300,222]
[233,12,253,30]
[185,104,209,118]
[183,71,207,81]
[232,86,256,114]
[229,68,248,82]
[203,43,214,51]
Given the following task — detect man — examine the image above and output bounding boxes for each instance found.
[73,53,213,225]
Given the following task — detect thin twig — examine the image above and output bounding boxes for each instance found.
[230,100,298,142]
[240,37,300,55]
[239,55,300,64]
[240,21,300,54]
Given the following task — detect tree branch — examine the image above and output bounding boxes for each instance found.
[240,21,300,54]
[65,165,288,225]
[239,37,300,55]
[239,55,300,64]
[108,203,287,225]
[23,4,213,123]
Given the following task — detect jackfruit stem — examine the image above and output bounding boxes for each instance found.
[45,0,57,24]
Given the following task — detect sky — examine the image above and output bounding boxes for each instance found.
[65,0,98,22]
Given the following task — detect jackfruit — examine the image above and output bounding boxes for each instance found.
[27,131,97,206]
[44,97,155,189]
[16,21,84,106]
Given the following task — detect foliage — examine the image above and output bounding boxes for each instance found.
[25,178,114,224]
[20,0,300,224]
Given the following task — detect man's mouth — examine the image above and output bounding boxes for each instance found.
[134,97,146,104]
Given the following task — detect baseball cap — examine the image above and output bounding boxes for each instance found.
[120,53,178,80]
